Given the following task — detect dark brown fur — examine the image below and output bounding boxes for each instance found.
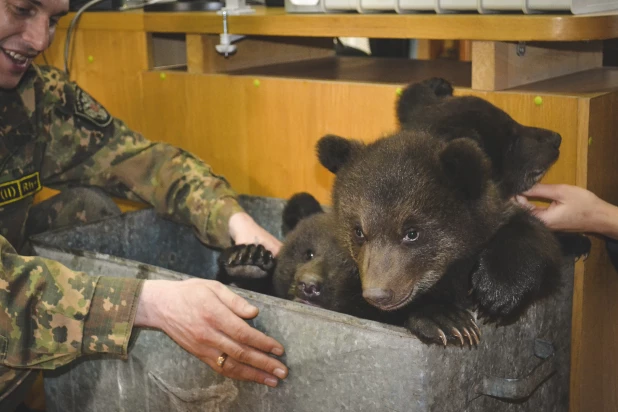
[317,129,563,345]
[318,131,507,345]
[217,193,382,321]
[396,78,562,199]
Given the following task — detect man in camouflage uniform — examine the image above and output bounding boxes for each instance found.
[0,0,288,409]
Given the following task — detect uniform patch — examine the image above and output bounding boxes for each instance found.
[74,87,112,128]
[0,172,42,207]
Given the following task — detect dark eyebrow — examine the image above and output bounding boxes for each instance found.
[27,0,69,16]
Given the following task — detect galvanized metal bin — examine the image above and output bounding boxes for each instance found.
[32,196,573,412]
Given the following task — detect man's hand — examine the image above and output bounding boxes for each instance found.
[517,183,618,240]
[134,279,288,387]
[228,212,282,256]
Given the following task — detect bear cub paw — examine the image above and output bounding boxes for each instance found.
[405,304,481,348]
[555,232,591,262]
[217,244,275,280]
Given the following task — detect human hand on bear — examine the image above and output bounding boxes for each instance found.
[517,183,618,240]
[228,212,282,256]
[134,278,288,387]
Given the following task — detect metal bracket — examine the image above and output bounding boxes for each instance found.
[215,10,247,57]
[517,41,527,57]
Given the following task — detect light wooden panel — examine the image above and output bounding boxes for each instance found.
[187,35,333,73]
[143,7,618,41]
[53,9,618,42]
[139,72,581,205]
[140,72,401,203]
[472,41,603,91]
[416,40,444,60]
[569,91,618,412]
[56,10,144,31]
[569,98,590,412]
[226,57,472,88]
[512,67,618,97]
[37,28,150,133]
[459,40,472,62]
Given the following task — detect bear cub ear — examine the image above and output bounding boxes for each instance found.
[316,134,365,174]
[282,192,324,236]
[439,138,491,199]
[396,77,454,128]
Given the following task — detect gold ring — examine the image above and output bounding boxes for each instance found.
[216,353,228,368]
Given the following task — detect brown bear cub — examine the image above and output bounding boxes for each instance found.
[317,131,562,346]
[217,193,383,321]
[395,77,589,315]
[396,77,562,200]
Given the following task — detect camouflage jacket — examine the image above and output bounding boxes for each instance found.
[0,65,245,401]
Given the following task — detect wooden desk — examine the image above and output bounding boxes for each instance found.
[41,9,618,411]
[142,8,618,40]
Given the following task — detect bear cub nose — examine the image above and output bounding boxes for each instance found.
[297,273,322,300]
[362,288,394,306]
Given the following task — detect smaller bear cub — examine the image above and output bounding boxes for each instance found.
[396,78,562,200]
[217,193,380,320]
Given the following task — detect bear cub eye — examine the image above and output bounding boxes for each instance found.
[353,226,365,243]
[304,249,315,261]
[403,229,420,243]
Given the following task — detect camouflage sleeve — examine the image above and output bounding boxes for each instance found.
[38,66,244,248]
[0,236,143,370]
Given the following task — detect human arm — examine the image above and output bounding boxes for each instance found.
[0,237,142,374]
[517,183,618,240]
[0,233,287,389]
[37,66,281,254]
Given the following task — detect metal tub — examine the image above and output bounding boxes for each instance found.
[31,195,573,412]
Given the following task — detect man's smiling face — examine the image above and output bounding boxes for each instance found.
[0,0,68,89]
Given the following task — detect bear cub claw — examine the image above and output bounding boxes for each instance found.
[470,270,532,326]
[405,304,481,348]
[555,232,592,262]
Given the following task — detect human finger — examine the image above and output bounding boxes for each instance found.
[212,331,288,380]
[514,195,535,210]
[214,305,286,356]
[199,346,282,388]
[262,235,282,256]
[207,281,260,319]
[207,282,286,356]
[522,184,566,201]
